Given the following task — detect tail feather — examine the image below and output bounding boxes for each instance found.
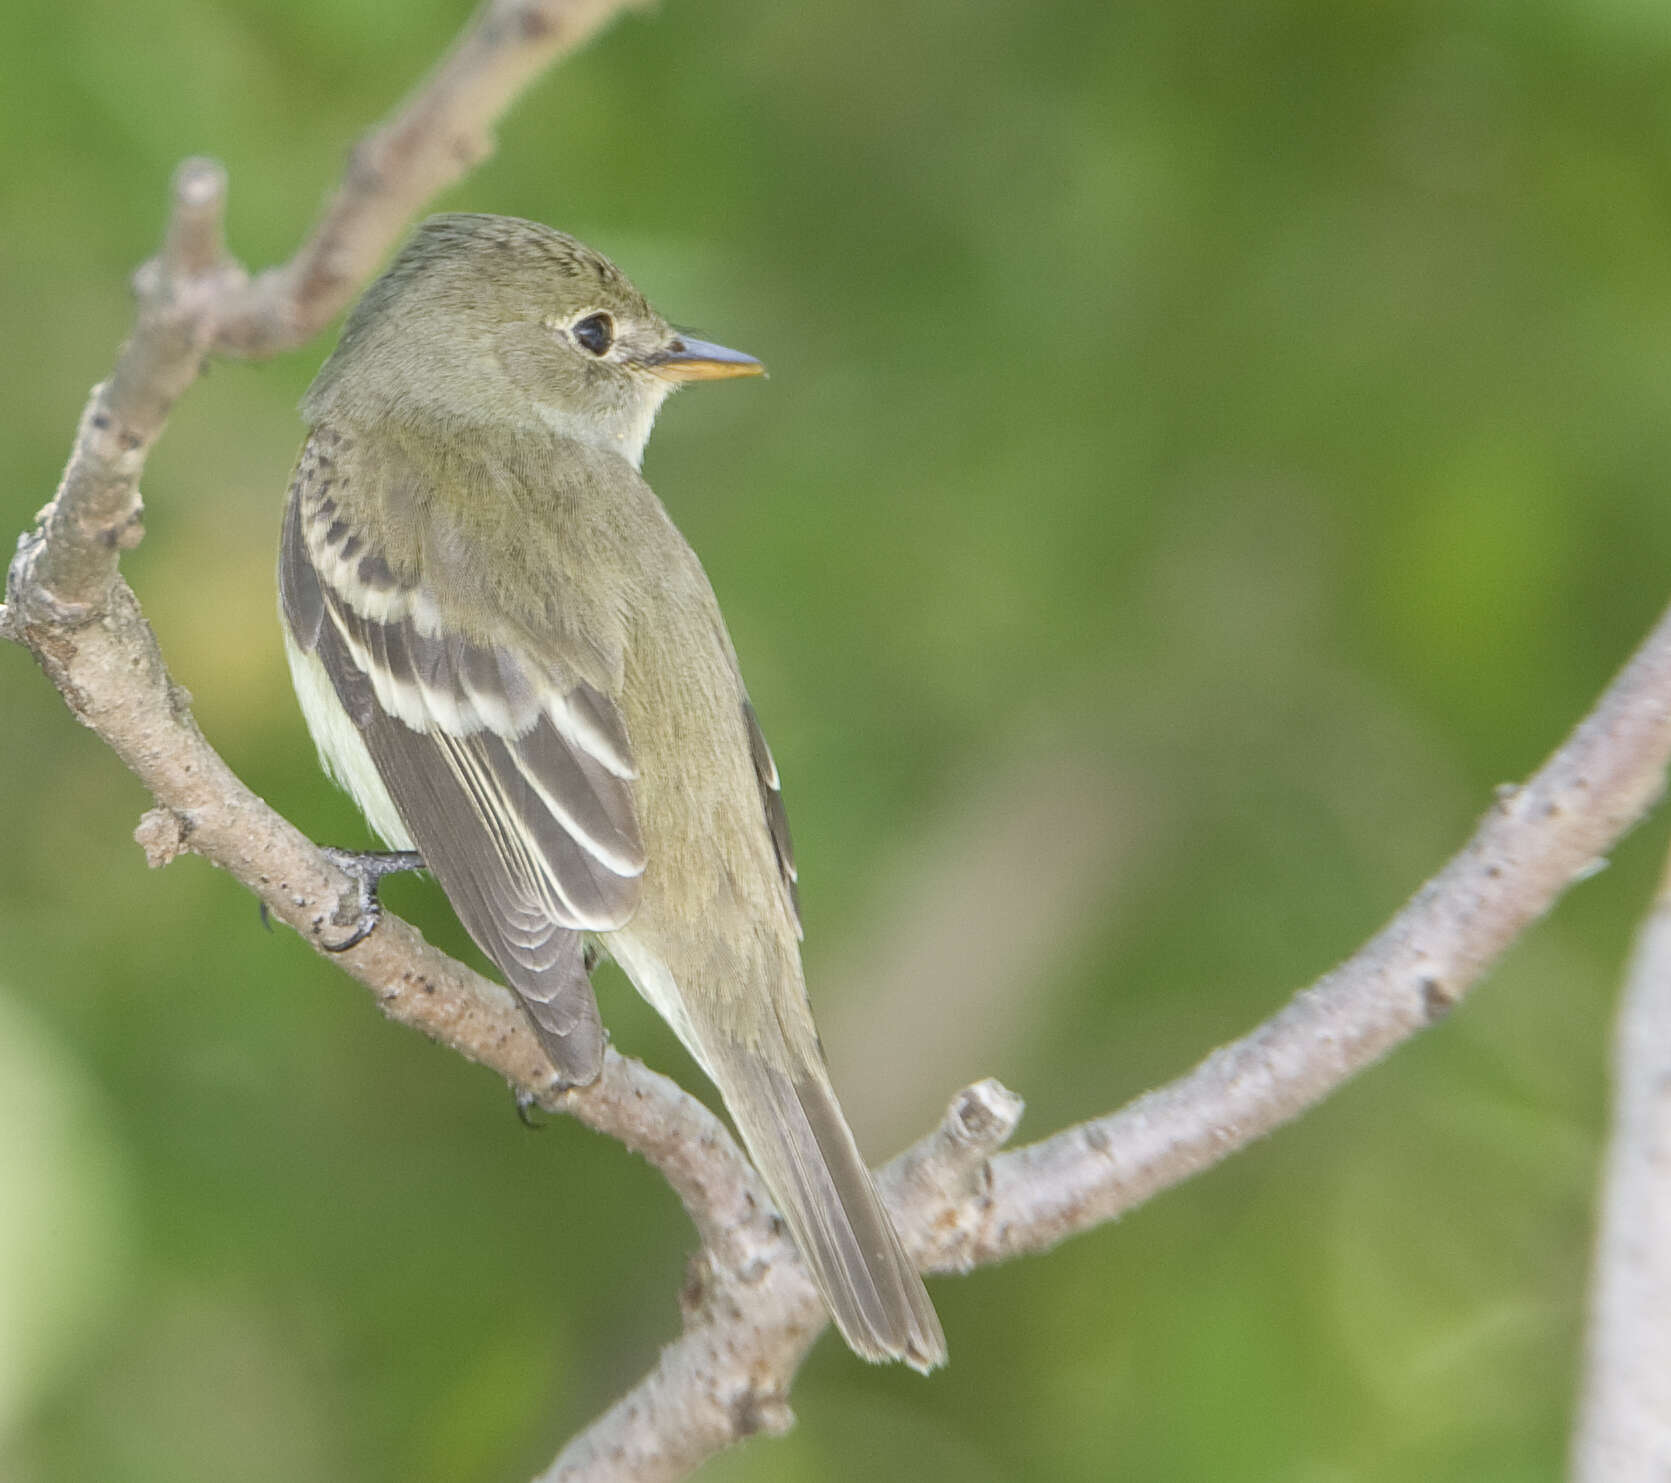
[711,1037,946,1371]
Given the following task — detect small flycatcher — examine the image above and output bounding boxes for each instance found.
[278,213,944,1370]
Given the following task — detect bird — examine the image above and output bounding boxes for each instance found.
[277,212,945,1371]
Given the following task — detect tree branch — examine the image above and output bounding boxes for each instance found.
[50,578,765,1255]
[215,0,648,356]
[8,0,645,627]
[539,1082,1029,1483]
[1571,841,1671,1480]
[926,609,1671,1267]
[2,0,768,1261]
[8,159,243,622]
[544,603,1671,1479]
[9,2,1671,1479]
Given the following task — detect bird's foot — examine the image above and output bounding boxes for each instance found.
[514,1087,547,1129]
[319,847,425,951]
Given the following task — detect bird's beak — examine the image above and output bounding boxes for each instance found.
[644,336,765,383]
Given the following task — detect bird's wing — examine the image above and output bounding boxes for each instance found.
[742,699,799,933]
[279,437,644,1083]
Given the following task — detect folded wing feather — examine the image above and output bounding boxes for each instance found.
[279,452,644,1082]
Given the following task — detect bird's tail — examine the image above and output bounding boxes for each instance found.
[707,1030,946,1372]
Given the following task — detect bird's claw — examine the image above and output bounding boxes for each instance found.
[514,1087,547,1129]
[319,848,425,952]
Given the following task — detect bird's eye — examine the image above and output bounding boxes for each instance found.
[572,312,615,356]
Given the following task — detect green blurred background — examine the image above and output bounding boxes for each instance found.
[5,0,1671,1477]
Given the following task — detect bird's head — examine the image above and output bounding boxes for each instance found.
[305,213,762,466]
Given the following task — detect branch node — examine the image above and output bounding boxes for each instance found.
[165,156,231,282]
[510,2,560,42]
[947,1078,1026,1154]
[729,1386,794,1440]
[135,807,191,868]
[885,1078,1025,1219]
[112,511,146,551]
[7,531,95,629]
[1421,975,1458,1022]
[344,134,388,196]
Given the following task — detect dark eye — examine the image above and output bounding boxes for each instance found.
[572,312,615,356]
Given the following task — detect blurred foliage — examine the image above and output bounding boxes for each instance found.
[5,0,1671,1477]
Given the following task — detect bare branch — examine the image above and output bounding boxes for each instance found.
[887,1079,1028,1211]
[8,0,643,628]
[544,601,1671,1479]
[539,1082,1030,1483]
[25,576,763,1249]
[12,1,1671,1477]
[1571,845,1671,1480]
[10,159,243,621]
[215,0,647,355]
[3,0,761,1258]
[932,597,1671,1267]
[163,156,233,278]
